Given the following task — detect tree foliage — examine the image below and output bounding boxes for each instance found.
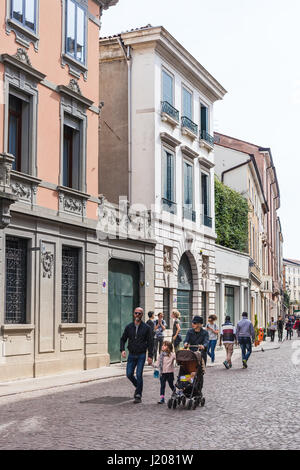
[215,178,249,252]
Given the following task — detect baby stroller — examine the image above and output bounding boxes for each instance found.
[167,347,205,410]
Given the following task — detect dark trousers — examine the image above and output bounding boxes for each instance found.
[286,330,292,340]
[270,330,275,342]
[160,372,175,396]
[239,337,252,362]
[126,353,146,397]
[153,337,163,361]
[278,329,283,342]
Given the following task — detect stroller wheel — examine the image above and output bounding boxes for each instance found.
[187,399,193,410]
[200,398,205,407]
[172,399,177,409]
[181,396,186,407]
[167,398,173,409]
[192,399,197,410]
[177,396,181,405]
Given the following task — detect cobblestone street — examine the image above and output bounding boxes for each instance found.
[0,338,299,450]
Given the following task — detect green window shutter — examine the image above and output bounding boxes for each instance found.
[201,105,208,133]
[184,162,193,207]
[201,174,209,216]
[163,150,174,202]
[162,71,173,105]
[183,88,192,119]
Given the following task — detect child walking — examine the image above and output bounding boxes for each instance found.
[155,340,176,404]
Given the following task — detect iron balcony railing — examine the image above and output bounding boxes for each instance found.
[161,101,179,122]
[200,130,214,146]
[183,206,196,222]
[181,116,198,135]
[162,198,177,215]
[203,214,213,228]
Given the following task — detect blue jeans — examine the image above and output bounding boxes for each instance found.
[239,337,252,361]
[126,353,146,397]
[207,340,217,362]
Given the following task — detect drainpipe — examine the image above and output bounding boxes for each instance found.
[117,37,132,205]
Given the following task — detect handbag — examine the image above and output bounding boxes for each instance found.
[174,334,182,347]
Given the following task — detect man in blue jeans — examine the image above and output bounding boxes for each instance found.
[236,312,255,369]
[120,307,153,403]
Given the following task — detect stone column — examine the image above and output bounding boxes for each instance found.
[239,284,244,319]
[220,277,225,326]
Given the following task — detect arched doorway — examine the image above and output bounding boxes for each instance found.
[177,253,193,339]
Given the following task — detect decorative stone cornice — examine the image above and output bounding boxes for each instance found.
[181,145,199,159]
[198,155,215,170]
[118,26,227,103]
[0,49,46,82]
[160,132,181,148]
[57,83,94,108]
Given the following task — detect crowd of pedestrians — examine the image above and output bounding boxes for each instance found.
[120,307,299,404]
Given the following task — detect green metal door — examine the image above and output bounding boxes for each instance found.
[177,253,193,340]
[177,290,193,340]
[108,259,140,363]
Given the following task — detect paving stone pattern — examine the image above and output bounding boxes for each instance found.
[0,339,299,450]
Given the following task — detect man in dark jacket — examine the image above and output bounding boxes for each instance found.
[184,316,209,364]
[120,307,153,404]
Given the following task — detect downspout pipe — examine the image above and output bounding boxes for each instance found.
[117,37,132,205]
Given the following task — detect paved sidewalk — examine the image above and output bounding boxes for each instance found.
[0,339,281,399]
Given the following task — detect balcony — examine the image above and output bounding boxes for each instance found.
[203,214,213,228]
[183,206,196,222]
[199,130,214,151]
[162,198,177,215]
[181,116,198,139]
[161,101,179,127]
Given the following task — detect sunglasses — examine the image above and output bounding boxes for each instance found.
[134,311,143,315]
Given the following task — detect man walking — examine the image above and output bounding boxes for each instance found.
[120,307,153,404]
[269,317,277,342]
[184,316,209,364]
[236,312,255,369]
[219,315,237,369]
[277,315,284,342]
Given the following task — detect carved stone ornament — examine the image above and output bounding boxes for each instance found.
[42,252,54,279]
[202,255,209,280]
[64,196,83,214]
[11,182,32,201]
[163,247,173,273]
[13,48,32,66]
[68,78,82,95]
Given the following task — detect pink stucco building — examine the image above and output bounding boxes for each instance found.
[0,0,123,380]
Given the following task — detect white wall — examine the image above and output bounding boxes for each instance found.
[215,245,250,279]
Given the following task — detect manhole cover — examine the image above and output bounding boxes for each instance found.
[80,396,131,405]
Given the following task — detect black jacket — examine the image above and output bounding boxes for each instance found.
[120,321,154,358]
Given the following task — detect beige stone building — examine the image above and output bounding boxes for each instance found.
[99,26,226,336]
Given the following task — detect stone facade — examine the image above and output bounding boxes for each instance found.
[214,133,283,324]
[99,26,226,330]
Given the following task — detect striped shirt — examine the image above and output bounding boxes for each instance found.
[221,322,236,344]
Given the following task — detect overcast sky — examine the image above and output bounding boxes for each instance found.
[101,0,300,259]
